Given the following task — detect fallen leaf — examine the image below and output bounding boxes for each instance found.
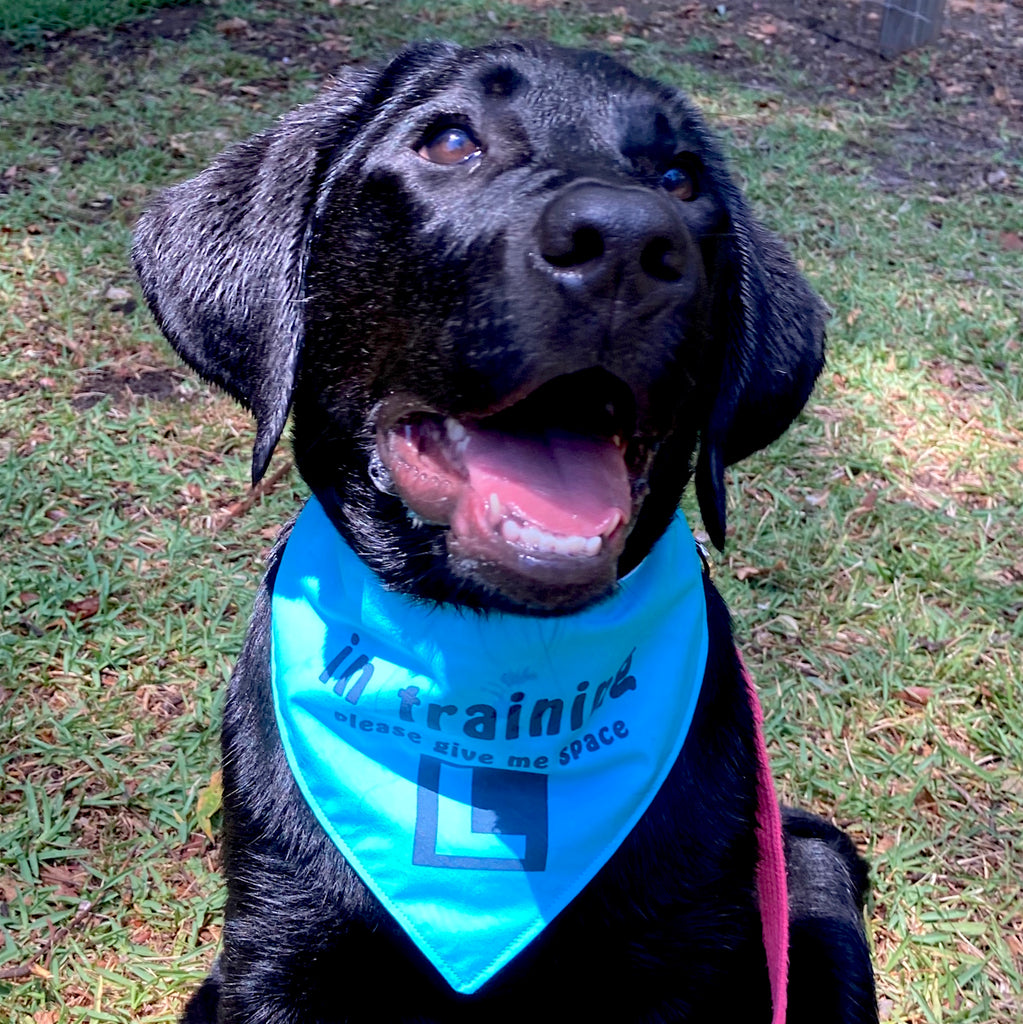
[40,864,83,896]
[65,594,100,620]
[856,487,879,513]
[872,834,895,854]
[216,17,249,35]
[898,686,932,706]
[772,614,800,637]
[196,770,224,843]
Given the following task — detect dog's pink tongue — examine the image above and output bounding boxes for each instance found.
[462,429,631,536]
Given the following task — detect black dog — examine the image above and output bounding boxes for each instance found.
[134,40,877,1023]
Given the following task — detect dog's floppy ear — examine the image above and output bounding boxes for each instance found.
[132,67,377,482]
[696,180,827,549]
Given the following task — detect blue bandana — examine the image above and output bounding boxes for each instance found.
[270,497,708,993]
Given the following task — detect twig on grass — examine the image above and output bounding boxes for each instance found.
[211,458,294,532]
[0,900,93,982]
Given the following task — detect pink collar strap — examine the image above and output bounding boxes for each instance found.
[742,653,790,1024]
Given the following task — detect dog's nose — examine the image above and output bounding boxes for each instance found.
[536,182,694,299]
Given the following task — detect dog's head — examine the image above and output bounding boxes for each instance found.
[134,40,825,613]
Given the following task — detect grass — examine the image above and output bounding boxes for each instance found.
[1,1,1021,1021]
[0,0,195,45]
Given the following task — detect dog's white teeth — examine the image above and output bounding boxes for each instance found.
[530,529,558,554]
[611,434,623,448]
[520,526,543,549]
[550,534,583,556]
[498,516,602,557]
[445,417,467,443]
[488,492,503,525]
[501,519,522,543]
[605,509,623,534]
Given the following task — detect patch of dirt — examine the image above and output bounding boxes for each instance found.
[127,3,205,40]
[0,2,348,81]
[0,5,200,74]
[71,367,192,410]
[209,12,360,77]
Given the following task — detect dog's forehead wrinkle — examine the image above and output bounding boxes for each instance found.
[477,60,527,98]
[455,47,663,145]
[617,103,678,162]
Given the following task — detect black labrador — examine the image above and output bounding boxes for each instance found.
[133,40,877,1024]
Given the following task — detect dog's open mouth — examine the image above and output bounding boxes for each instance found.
[373,370,652,591]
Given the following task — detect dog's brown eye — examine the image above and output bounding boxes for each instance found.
[662,160,699,201]
[418,127,480,165]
